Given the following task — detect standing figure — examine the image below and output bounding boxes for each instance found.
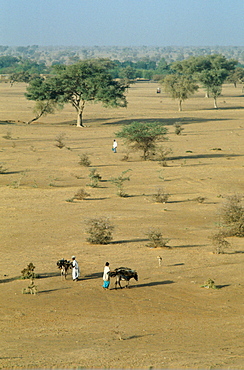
[103,262,110,289]
[71,256,80,281]
[112,139,118,153]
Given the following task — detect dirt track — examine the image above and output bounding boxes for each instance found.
[0,82,243,369]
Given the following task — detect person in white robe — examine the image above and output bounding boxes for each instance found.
[103,262,110,289]
[71,256,80,281]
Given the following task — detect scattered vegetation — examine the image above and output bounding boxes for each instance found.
[219,194,244,237]
[55,133,66,149]
[79,153,91,167]
[21,262,37,295]
[86,217,114,244]
[210,232,231,254]
[157,146,172,167]
[110,169,131,197]
[145,228,170,249]
[88,168,102,187]
[152,187,170,203]
[0,163,8,174]
[193,196,206,203]
[201,278,218,289]
[174,122,184,135]
[66,188,90,202]
[2,130,12,139]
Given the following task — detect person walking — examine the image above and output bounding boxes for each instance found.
[112,139,118,153]
[102,262,110,289]
[71,256,80,281]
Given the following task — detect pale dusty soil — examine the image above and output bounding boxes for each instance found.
[0,82,244,369]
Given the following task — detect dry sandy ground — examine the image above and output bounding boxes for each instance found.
[0,82,244,369]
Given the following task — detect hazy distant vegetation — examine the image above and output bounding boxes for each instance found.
[0,45,243,79]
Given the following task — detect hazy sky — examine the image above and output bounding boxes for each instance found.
[1,0,243,47]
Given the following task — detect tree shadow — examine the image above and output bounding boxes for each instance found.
[38,287,71,294]
[37,272,61,279]
[103,117,229,127]
[87,197,109,201]
[215,284,231,289]
[0,276,20,284]
[0,120,17,125]
[124,333,155,340]
[110,238,148,245]
[174,244,207,248]
[203,106,244,110]
[225,250,244,255]
[169,153,241,161]
[0,171,23,175]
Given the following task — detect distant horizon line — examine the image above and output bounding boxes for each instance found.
[2,44,244,48]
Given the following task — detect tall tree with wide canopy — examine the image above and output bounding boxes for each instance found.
[26,59,128,127]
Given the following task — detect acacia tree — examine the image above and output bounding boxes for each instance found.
[116,121,168,160]
[25,59,128,127]
[172,54,237,108]
[163,74,198,111]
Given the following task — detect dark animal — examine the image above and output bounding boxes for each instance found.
[57,259,72,279]
[109,267,138,289]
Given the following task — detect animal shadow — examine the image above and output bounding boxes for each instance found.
[130,280,175,289]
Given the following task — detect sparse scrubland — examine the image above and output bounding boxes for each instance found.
[0,81,243,369]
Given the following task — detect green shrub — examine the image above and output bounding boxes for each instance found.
[110,169,131,197]
[88,168,102,187]
[145,228,170,248]
[86,217,114,244]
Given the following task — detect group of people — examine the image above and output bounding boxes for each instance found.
[71,257,111,290]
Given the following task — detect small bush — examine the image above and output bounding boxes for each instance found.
[86,217,114,244]
[121,153,130,161]
[0,163,8,174]
[219,194,244,237]
[152,188,170,203]
[88,168,102,187]
[79,153,91,167]
[73,188,90,200]
[174,122,184,135]
[157,147,172,167]
[201,278,218,289]
[210,232,231,254]
[110,169,131,197]
[145,228,170,249]
[55,133,66,149]
[2,130,12,140]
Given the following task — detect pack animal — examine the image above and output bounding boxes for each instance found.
[57,259,72,279]
[109,267,138,289]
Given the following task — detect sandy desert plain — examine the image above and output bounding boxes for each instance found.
[0,81,243,369]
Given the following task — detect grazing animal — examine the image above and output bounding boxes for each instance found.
[57,259,72,279]
[109,267,138,289]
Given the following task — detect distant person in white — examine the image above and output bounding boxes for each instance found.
[71,256,80,281]
[112,139,118,153]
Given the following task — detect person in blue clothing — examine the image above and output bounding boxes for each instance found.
[102,262,110,289]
